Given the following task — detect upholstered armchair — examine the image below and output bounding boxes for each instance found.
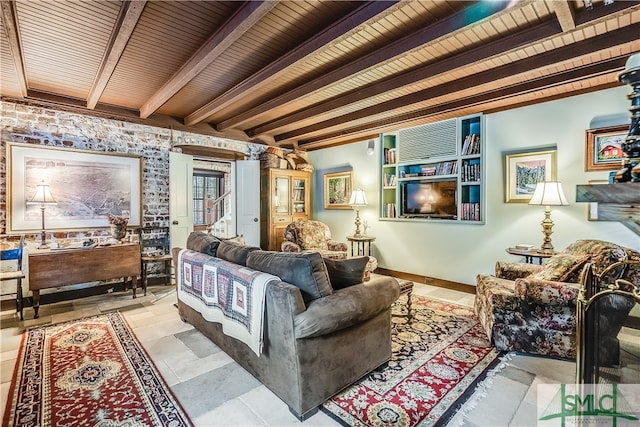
[281,220,348,259]
[474,240,639,365]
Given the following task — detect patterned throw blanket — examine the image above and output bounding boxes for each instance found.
[177,249,279,356]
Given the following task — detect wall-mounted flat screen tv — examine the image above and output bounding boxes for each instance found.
[400,180,457,219]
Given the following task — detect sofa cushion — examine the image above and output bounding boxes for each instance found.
[186,232,221,256]
[247,251,333,303]
[323,256,368,289]
[530,253,589,282]
[294,276,399,338]
[216,240,259,266]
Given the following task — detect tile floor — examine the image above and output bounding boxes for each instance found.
[1,282,638,426]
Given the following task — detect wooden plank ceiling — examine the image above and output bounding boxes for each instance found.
[1,0,639,151]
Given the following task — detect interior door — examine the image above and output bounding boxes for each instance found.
[169,151,193,250]
[236,160,260,247]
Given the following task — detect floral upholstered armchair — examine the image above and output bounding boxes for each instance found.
[281,220,348,259]
[474,240,639,365]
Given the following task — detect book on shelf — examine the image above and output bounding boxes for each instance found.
[462,162,481,182]
[383,173,397,186]
[461,134,480,155]
[383,203,397,218]
[461,202,481,221]
[383,147,397,164]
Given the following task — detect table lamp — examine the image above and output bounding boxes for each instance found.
[349,189,368,236]
[27,180,57,249]
[528,181,568,253]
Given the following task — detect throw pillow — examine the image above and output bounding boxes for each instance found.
[216,240,259,266]
[531,253,589,282]
[246,251,333,303]
[323,256,368,289]
[186,232,221,256]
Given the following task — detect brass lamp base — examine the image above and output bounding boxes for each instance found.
[539,205,555,254]
[353,208,362,237]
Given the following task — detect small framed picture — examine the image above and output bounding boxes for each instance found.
[585,125,628,171]
[504,149,557,203]
[323,171,353,209]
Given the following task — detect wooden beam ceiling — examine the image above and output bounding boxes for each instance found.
[184,1,400,127]
[87,0,146,109]
[1,1,26,96]
[139,0,277,119]
[1,0,638,151]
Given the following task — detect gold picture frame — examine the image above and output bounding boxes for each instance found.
[323,170,353,209]
[504,149,557,203]
[585,125,628,172]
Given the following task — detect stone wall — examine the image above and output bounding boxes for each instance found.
[0,100,250,239]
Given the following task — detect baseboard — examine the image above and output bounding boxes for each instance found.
[375,267,475,294]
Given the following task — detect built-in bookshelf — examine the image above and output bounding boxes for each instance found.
[379,114,484,223]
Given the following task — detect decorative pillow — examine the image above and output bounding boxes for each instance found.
[298,223,329,251]
[564,240,628,275]
[246,251,333,303]
[216,240,259,266]
[186,232,221,256]
[323,256,368,290]
[530,254,589,282]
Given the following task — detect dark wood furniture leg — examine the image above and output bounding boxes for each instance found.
[33,289,40,319]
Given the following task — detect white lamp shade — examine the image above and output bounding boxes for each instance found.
[349,189,368,206]
[28,181,57,205]
[528,181,568,206]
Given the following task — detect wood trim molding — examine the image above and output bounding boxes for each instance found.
[375,267,476,295]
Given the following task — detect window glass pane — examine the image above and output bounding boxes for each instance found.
[192,171,224,226]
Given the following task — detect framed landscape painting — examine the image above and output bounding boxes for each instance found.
[7,143,142,232]
[504,149,557,203]
[585,125,628,171]
[324,170,353,209]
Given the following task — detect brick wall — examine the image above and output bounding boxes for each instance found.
[0,100,249,239]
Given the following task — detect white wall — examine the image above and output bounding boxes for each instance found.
[308,86,640,286]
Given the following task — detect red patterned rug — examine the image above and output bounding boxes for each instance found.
[322,296,502,427]
[3,311,192,427]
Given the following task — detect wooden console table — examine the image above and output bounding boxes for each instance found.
[28,243,141,318]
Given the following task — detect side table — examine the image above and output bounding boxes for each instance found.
[346,235,375,257]
[506,247,555,264]
[397,279,414,322]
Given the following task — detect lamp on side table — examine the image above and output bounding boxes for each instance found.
[528,181,568,254]
[348,189,368,237]
[27,180,57,249]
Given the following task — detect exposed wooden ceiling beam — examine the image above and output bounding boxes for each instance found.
[290,79,621,150]
[215,0,513,131]
[295,57,626,147]
[551,0,576,32]
[182,1,399,127]
[274,23,639,142]
[1,0,27,97]
[251,1,637,138]
[139,0,277,119]
[86,0,146,109]
[251,21,560,138]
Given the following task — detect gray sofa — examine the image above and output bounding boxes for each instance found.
[173,232,400,420]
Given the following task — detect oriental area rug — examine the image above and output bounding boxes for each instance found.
[3,311,193,427]
[322,296,503,427]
